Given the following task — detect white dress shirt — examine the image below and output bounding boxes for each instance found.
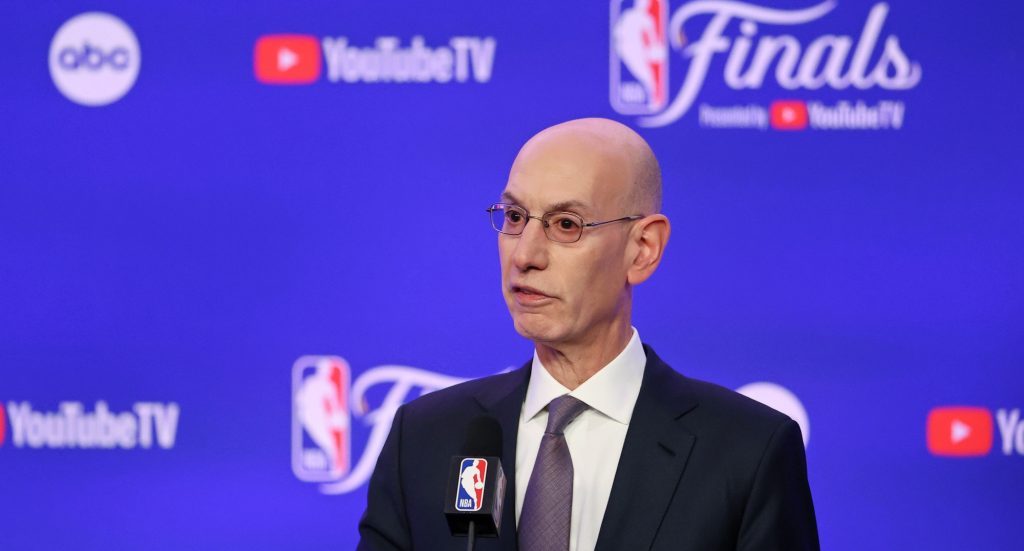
[514,328,647,551]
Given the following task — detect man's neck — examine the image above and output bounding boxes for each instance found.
[534,323,634,390]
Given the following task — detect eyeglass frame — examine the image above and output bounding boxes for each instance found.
[485,202,644,243]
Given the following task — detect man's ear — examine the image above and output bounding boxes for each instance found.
[626,214,670,285]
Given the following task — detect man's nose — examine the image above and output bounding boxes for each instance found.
[511,217,550,272]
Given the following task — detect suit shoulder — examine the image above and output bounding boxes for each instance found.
[651,361,793,440]
[660,369,801,463]
[645,345,789,429]
[684,376,790,425]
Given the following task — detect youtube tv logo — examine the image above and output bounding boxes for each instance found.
[927,406,1024,458]
[770,100,808,130]
[254,34,321,84]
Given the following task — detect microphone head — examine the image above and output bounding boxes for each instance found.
[445,416,507,538]
[462,416,503,457]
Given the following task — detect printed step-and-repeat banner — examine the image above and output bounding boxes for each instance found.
[1,1,1021,549]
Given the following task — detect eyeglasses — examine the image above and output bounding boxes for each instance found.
[486,203,643,243]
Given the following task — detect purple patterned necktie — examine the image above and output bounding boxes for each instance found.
[519,394,589,551]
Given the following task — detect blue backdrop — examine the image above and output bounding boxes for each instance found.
[1,1,1022,549]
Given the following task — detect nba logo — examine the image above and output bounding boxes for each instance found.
[292,355,352,482]
[610,0,669,115]
[455,458,488,511]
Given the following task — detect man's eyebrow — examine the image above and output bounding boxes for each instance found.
[548,200,589,214]
[500,192,590,214]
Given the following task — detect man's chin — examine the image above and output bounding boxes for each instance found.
[511,316,567,345]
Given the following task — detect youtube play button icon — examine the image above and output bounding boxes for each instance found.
[770,100,809,131]
[254,34,321,84]
[927,406,993,457]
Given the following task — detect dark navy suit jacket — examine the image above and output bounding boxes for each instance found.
[358,345,819,550]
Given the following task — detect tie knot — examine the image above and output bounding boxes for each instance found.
[544,395,588,435]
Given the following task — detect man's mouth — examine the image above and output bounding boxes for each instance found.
[511,285,553,304]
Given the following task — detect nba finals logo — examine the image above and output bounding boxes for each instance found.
[610,0,922,129]
[455,458,488,511]
[292,356,352,482]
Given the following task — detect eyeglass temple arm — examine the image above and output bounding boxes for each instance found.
[582,215,644,228]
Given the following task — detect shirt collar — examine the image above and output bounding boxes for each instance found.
[522,328,647,426]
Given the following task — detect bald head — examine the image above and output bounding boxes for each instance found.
[511,118,662,214]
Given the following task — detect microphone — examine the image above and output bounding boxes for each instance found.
[444,416,507,550]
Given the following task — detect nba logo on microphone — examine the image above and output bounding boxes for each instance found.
[455,458,488,511]
[610,0,669,115]
[292,356,352,481]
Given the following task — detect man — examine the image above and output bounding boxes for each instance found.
[358,118,819,550]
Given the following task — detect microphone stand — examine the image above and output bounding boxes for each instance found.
[466,520,476,551]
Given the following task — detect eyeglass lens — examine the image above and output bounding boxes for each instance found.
[489,204,584,243]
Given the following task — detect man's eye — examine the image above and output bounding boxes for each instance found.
[506,210,524,223]
[552,215,580,231]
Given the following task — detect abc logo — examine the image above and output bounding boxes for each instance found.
[48,12,140,106]
[57,43,131,71]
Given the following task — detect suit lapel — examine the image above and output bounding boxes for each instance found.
[595,346,699,551]
[473,363,531,551]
